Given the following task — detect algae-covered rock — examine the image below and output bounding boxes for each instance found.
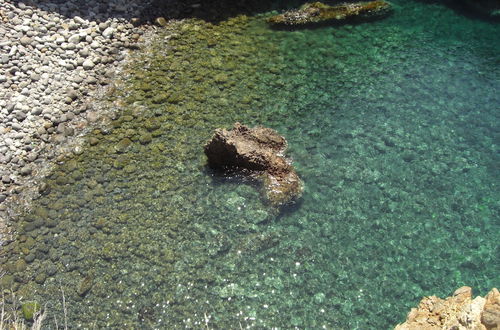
[0,274,14,288]
[114,138,132,153]
[205,123,303,207]
[267,1,392,27]
[78,275,94,297]
[21,301,41,321]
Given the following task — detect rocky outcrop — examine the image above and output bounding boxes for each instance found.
[267,1,392,27]
[204,123,303,207]
[395,286,500,330]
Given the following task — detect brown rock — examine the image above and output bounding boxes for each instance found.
[482,288,500,330]
[204,123,303,207]
[395,287,499,330]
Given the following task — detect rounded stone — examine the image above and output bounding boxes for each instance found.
[34,273,47,284]
[139,133,152,145]
[19,166,32,176]
[24,254,36,263]
[89,137,99,146]
[82,59,95,70]
[15,259,27,272]
[20,36,32,46]
[45,263,57,276]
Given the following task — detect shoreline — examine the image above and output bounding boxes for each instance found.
[0,0,158,242]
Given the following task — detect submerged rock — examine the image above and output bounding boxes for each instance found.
[77,275,94,297]
[204,123,303,207]
[267,1,392,27]
[395,286,500,330]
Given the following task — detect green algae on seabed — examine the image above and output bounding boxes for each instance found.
[1,0,500,328]
[21,301,41,321]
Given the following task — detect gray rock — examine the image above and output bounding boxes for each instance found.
[24,254,36,263]
[67,34,80,44]
[102,27,115,39]
[72,76,84,83]
[45,263,57,276]
[55,35,65,44]
[20,165,32,176]
[26,152,38,162]
[86,76,97,84]
[20,36,32,46]
[73,145,83,155]
[86,111,99,123]
[14,111,27,121]
[66,89,78,102]
[31,108,42,115]
[98,22,109,31]
[11,123,23,131]
[73,16,86,24]
[68,23,79,31]
[0,194,6,203]
[82,59,94,70]
[0,153,12,164]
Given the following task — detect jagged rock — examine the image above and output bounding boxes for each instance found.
[267,1,392,27]
[482,288,500,329]
[395,286,500,330]
[204,123,303,207]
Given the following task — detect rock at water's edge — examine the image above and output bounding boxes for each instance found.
[267,1,392,27]
[395,286,500,330]
[204,123,303,207]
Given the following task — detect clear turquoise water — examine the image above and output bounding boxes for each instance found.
[1,0,499,328]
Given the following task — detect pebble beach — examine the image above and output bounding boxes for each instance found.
[0,0,154,237]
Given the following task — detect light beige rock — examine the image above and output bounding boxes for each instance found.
[482,288,500,330]
[395,287,499,330]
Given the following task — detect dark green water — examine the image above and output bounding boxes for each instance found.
[1,0,499,328]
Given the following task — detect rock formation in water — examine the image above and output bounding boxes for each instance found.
[204,123,303,207]
[267,1,392,27]
[395,286,500,330]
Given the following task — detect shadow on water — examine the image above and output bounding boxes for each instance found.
[7,0,307,23]
[9,0,500,23]
[412,0,500,21]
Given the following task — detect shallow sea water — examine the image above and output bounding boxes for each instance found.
[1,0,499,328]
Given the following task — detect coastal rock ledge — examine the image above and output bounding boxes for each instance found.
[204,123,303,207]
[395,286,500,330]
